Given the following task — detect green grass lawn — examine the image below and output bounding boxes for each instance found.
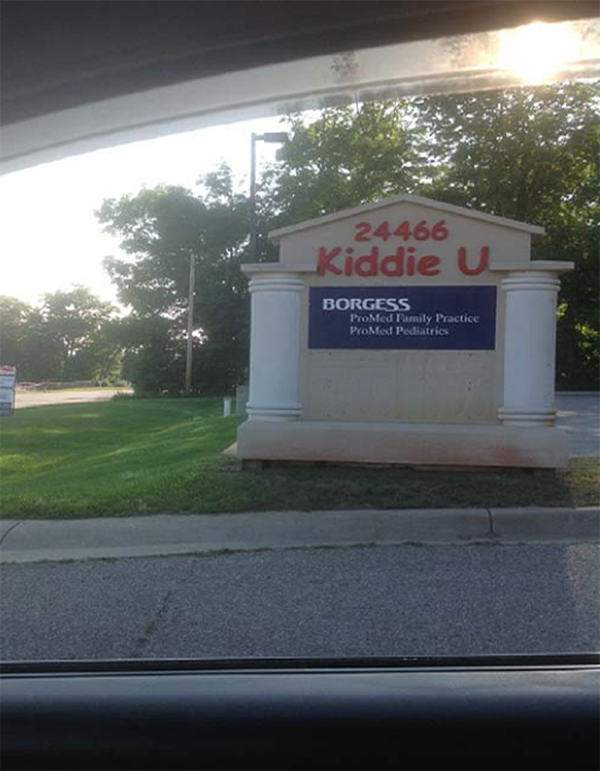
[1,398,598,519]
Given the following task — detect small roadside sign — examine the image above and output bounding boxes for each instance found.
[0,366,16,416]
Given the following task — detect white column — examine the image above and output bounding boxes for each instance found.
[246,273,305,421]
[498,271,561,427]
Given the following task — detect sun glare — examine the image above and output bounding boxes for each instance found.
[497,22,582,84]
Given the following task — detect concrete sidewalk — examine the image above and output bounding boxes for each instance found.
[1,507,598,564]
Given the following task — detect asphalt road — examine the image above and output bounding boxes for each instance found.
[14,388,132,409]
[1,542,598,661]
[556,393,599,457]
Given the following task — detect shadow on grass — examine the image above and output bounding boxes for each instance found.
[205,461,585,512]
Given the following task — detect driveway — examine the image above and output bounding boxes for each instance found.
[14,388,132,409]
[556,393,599,457]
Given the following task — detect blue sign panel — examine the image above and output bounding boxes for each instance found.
[309,286,497,350]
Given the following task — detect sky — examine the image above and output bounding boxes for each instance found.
[0,114,286,307]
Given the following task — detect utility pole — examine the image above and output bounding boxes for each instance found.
[184,253,195,394]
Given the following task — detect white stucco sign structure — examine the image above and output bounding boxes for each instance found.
[237,195,573,469]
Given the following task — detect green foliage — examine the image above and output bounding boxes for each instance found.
[39,287,121,381]
[413,83,600,388]
[97,84,598,393]
[413,84,598,216]
[0,287,121,382]
[263,101,419,227]
[0,296,35,376]
[114,315,184,396]
[96,106,420,394]
[97,169,249,395]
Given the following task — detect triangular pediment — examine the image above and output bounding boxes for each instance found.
[269,194,544,243]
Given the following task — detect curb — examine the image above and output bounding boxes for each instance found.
[0,507,598,565]
[489,507,600,540]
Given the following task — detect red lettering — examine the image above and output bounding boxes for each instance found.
[355,247,379,277]
[458,246,489,276]
[373,221,391,241]
[394,221,411,240]
[381,247,405,277]
[354,222,371,242]
[418,255,441,276]
[318,247,343,276]
[318,244,455,277]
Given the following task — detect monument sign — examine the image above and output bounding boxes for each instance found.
[237,195,573,468]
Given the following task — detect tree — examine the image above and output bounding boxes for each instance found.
[0,288,120,382]
[98,84,599,394]
[114,315,184,395]
[39,287,120,381]
[412,83,598,218]
[0,296,33,372]
[97,108,420,394]
[412,82,600,388]
[97,167,250,395]
[260,100,420,253]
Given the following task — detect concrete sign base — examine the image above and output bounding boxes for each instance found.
[237,419,568,469]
